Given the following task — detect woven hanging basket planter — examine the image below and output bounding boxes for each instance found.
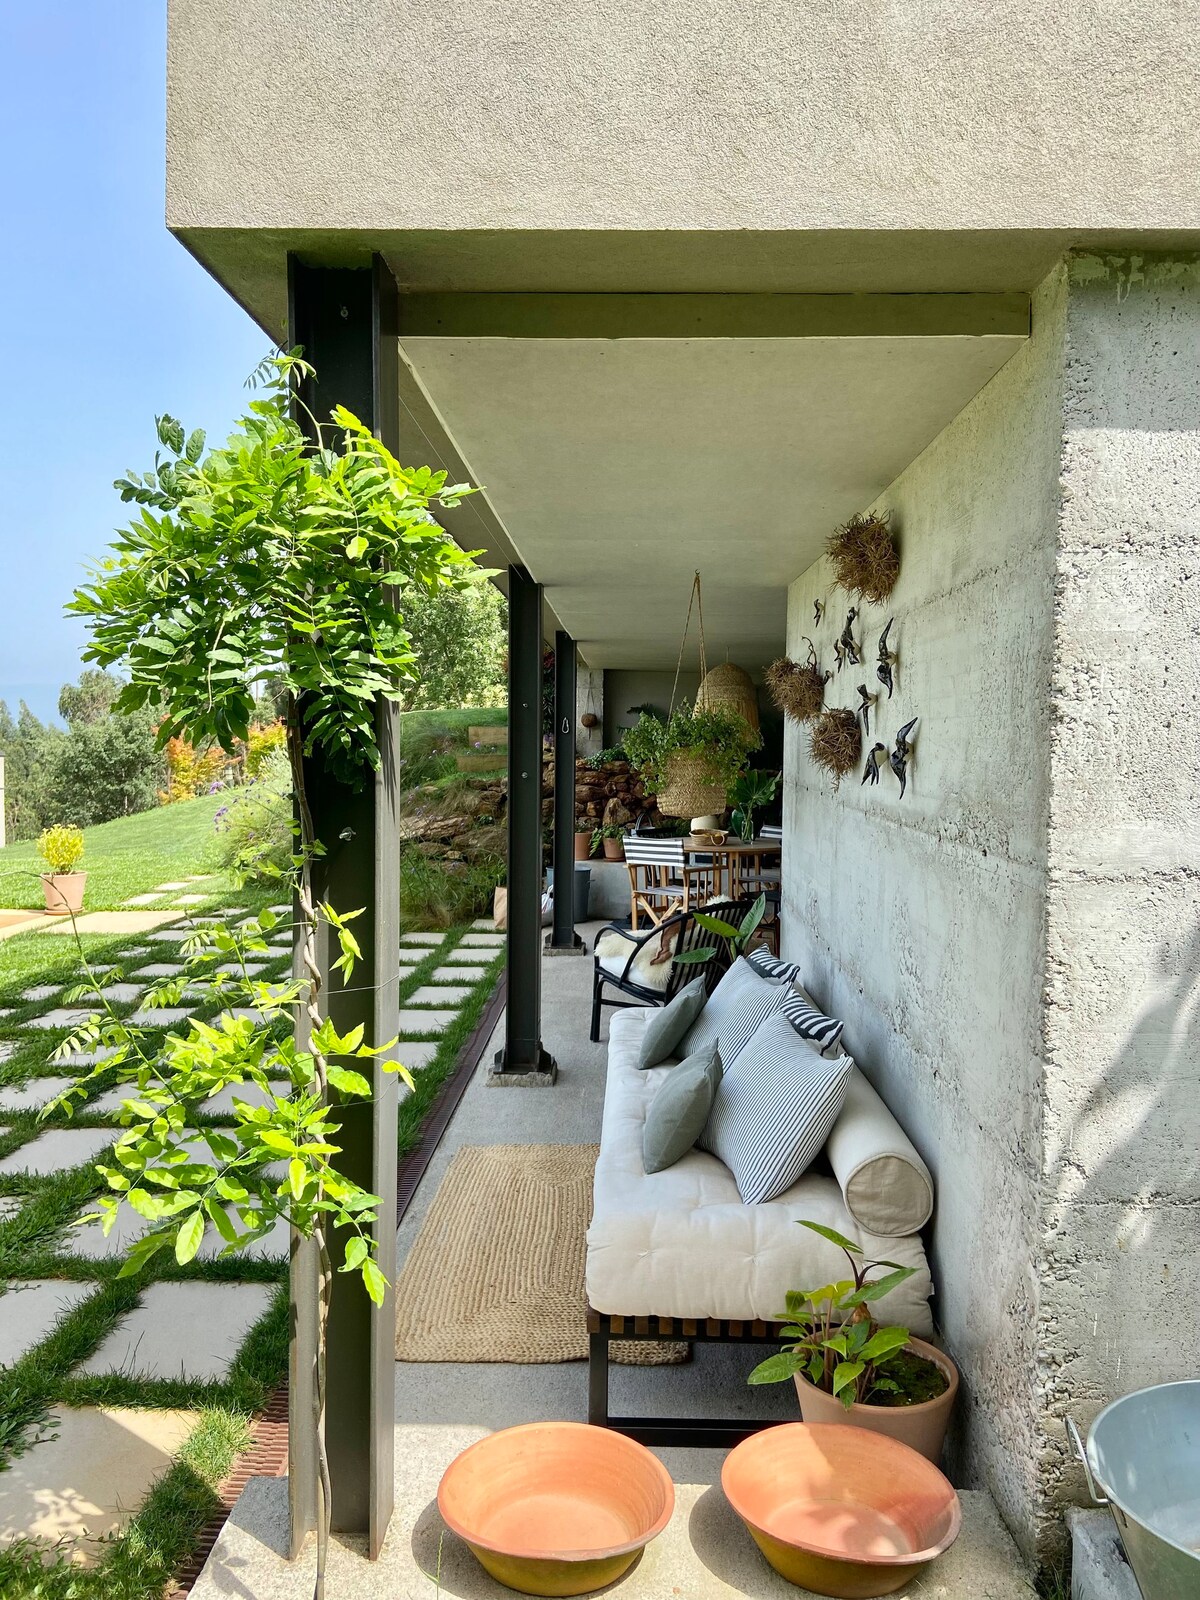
[765,641,826,723]
[696,661,759,737]
[827,512,900,604]
[657,751,729,819]
[809,708,862,787]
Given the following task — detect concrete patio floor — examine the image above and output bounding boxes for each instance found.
[192,923,1035,1598]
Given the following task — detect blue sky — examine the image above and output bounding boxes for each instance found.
[0,3,267,724]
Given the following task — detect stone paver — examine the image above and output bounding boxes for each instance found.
[134,963,187,978]
[76,1281,276,1381]
[210,962,270,977]
[0,1077,75,1113]
[20,986,60,1003]
[172,894,210,906]
[0,1405,197,1561]
[58,1047,118,1068]
[459,932,504,946]
[201,1079,289,1115]
[408,985,471,1006]
[127,1007,193,1027]
[0,1197,21,1222]
[124,893,165,906]
[441,946,502,964]
[22,1009,93,1031]
[397,1009,457,1036]
[143,928,190,943]
[45,911,181,935]
[429,965,488,984]
[0,1128,114,1176]
[400,933,442,946]
[0,1279,94,1365]
[95,983,145,1005]
[394,1040,439,1070]
[156,882,190,892]
[470,918,495,929]
[0,1041,15,1063]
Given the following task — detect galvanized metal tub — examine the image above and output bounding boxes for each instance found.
[1068,1381,1200,1600]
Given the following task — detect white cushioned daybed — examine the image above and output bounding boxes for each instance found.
[584,992,935,1442]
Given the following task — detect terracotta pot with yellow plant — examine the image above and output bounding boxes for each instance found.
[38,825,88,916]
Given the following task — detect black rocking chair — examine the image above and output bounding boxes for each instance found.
[589,896,759,1042]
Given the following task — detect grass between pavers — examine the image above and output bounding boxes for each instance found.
[0,796,232,912]
[0,908,502,1595]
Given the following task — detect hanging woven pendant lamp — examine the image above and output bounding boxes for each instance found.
[696,660,760,737]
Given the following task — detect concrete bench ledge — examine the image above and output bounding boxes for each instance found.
[192,1424,1035,1600]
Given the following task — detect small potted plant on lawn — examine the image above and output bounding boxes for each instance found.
[748,1221,958,1463]
[592,823,626,861]
[37,825,87,915]
[622,706,758,819]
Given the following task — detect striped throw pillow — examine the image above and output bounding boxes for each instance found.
[697,1013,853,1204]
[677,957,792,1068]
[779,984,845,1056]
[744,947,803,986]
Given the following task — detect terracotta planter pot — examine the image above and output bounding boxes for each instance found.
[574,832,593,861]
[602,838,625,861]
[794,1336,959,1465]
[41,872,87,916]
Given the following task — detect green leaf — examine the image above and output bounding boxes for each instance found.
[692,913,740,939]
[747,1350,805,1385]
[327,1066,372,1097]
[288,1158,306,1200]
[860,1326,911,1362]
[845,1266,917,1306]
[797,1220,861,1255]
[345,535,368,560]
[673,946,717,965]
[831,1359,864,1398]
[361,1257,387,1306]
[117,1230,170,1278]
[343,1235,369,1273]
[175,1209,205,1264]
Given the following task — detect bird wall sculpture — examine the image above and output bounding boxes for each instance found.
[889,717,918,798]
[877,617,896,698]
[862,743,886,785]
[838,607,860,668]
[856,683,874,734]
[813,598,824,626]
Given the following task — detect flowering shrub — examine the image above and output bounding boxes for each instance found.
[37,824,85,874]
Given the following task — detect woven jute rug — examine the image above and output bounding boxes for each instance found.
[394,1143,688,1367]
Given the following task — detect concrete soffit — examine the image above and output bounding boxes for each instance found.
[390,290,1030,669]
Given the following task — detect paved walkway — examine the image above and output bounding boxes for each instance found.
[0,905,502,1571]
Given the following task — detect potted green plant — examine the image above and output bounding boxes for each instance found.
[674,893,767,969]
[575,819,596,860]
[622,706,758,819]
[748,1222,958,1463]
[729,768,780,842]
[37,825,87,915]
[592,823,626,861]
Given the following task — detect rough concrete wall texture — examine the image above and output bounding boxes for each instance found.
[167,0,1200,235]
[783,255,1200,1562]
[1034,256,1200,1550]
[782,266,1067,1554]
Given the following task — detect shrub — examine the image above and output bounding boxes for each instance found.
[211,749,294,884]
[40,711,163,825]
[245,720,286,778]
[399,846,505,929]
[37,824,85,874]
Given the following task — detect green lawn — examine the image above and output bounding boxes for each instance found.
[400,705,506,740]
[0,796,229,912]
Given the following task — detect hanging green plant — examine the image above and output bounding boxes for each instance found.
[623,705,758,817]
[827,512,900,605]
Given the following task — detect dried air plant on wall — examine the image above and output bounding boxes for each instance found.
[827,511,900,604]
[809,707,862,786]
[765,641,829,723]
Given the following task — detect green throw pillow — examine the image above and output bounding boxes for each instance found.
[643,1043,723,1174]
[637,976,708,1069]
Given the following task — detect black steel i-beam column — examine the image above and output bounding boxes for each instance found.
[549,631,584,952]
[286,255,400,1558]
[491,567,557,1081]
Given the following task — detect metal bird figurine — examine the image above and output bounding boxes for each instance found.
[833,638,844,672]
[813,598,824,627]
[838,607,860,668]
[856,683,874,734]
[862,743,886,785]
[877,617,896,698]
[889,717,918,797]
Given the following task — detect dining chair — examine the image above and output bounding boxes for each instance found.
[622,835,715,928]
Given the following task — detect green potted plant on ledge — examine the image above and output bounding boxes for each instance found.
[748,1221,958,1464]
[622,705,758,819]
[38,824,87,915]
[592,823,626,861]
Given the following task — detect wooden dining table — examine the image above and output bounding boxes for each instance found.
[680,835,781,902]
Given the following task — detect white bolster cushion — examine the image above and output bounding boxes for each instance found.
[824,1067,934,1236]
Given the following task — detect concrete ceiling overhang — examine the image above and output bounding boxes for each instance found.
[395,293,1029,670]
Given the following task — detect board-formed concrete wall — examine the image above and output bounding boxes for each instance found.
[1034,255,1200,1547]
[782,256,1200,1559]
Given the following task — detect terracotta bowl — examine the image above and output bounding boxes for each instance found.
[438,1422,675,1596]
[721,1423,961,1598]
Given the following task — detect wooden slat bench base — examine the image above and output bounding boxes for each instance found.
[586,1306,787,1449]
